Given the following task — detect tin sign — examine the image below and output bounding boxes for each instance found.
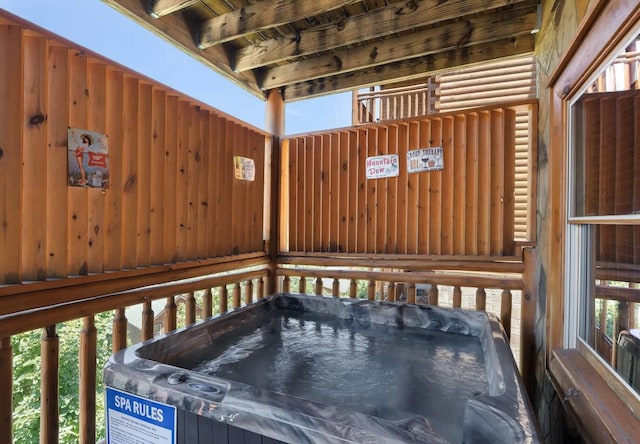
[234,156,256,181]
[106,387,176,444]
[407,147,444,173]
[366,154,399,179]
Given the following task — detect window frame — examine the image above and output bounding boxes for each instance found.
[562,9,640,405]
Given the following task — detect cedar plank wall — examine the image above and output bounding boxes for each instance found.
[282,106,521,256]
[0,20,267,286]
[580,90,640,264]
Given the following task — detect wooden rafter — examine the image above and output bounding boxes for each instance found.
[232,0,531,72]
[198,0,362,48]
[103,0,540,102]
[148,0,200,18]
[282,34,536,101]
[260,3,538,90]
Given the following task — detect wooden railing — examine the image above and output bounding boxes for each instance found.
[2,247,539,444]
[353,80,438,124]
[592,267,640,385]
[0,255,271,444]
[276,247,538,380]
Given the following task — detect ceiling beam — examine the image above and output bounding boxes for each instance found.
[260,4,538,90]
[282,34,536,102]
[103,0,264,97]
[232,0,534,72]
[198,0,362,48]
[147,0,200,18]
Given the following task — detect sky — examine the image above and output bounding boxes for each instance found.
[0,0,353,134]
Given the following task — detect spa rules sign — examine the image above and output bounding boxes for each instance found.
[106,387,176,444]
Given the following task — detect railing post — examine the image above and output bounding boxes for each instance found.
[501,289,513,339]
[202,288,213,318]
[453,286,462,308]
[388,282,396,302]
[368,280,376,301]
[350,279,358,298]
[332,278,340,297]
[0,337,12,444]
[233,282,241,309]
[475,288,487,311]
[407,283,416,304]
[41,325,59,444]
[257,278,265,300]
[245,280,254,305]
[298,276,306,294]
[282,275,290,293]
[220,286,228,313]
[142,301,155,340]
[164,296,177,334]
[112,309,128,353]
[185,292,196,325]
[315,277,323,296]
[429,284,439,306]
[79,316,97,444]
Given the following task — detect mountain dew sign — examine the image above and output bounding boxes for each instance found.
[365,154,399,179]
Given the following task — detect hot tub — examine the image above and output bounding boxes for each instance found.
[104,293,539,443]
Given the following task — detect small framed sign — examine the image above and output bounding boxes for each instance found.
[407,147,444,173]
[366,154,399,179]
[234,156,255,181]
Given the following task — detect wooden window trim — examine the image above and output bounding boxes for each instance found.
[546,0,640,441]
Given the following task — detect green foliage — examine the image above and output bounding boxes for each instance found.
[12,311,114,444]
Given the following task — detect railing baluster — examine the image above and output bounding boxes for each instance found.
[476,288,487,311]
[453,286,462,308]
[407,283,416,304]
[501,289,513,339]
[142,301,155,339]
[164,296,177,334]
[368,280,376,301]
[202,288,213,318]
[332,278,340,297]
[233,282,241,309]
[0,337,12,444]
[257,277,265,299]
[185,291,196,325]
[429,284,439,306]
[112,308,128,353]
[388,282,396,302]
[299,276,306,294]
[315,277,323,296]
[220,286,228,313]
[396,283,405,302]
[79,316,97,444]
[41,325,59,443]
[350,279,358,298]
[282,275,290,293]
[245,280,254,305]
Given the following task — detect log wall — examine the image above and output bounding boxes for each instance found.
[281,103,534,256]
[0,20,268,286]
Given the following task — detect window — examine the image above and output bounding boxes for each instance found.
[566,27,640,396]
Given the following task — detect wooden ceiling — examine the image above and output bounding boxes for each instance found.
[103,0,539,102]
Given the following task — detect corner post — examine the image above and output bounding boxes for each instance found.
[265,89,285,295]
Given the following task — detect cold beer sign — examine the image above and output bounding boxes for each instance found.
[365,154,399,179]
[106,387,176,444]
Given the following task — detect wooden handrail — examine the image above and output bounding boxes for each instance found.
[277,266,523,290]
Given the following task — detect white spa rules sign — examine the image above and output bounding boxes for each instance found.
[106,387,176,444]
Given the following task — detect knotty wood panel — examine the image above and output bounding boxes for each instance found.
[282,104,523,256]
[0,23,268,285]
